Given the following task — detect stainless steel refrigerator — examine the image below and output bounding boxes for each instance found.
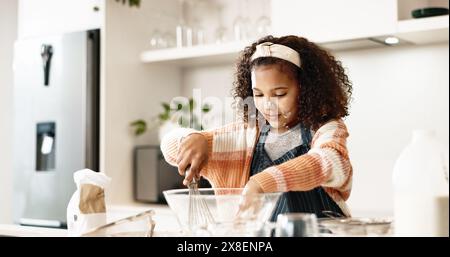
[12,29,100,228]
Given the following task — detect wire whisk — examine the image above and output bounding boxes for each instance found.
[186,168,215,233]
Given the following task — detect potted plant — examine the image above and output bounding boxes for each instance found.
[130,98,211,142]
[115,0,141,7]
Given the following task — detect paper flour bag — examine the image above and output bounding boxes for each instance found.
[67,169,111,236]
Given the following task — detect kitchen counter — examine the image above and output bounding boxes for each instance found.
[106,203,181,236]
[0,203,181,237]
[0,224,67,237]
[1,204,395,237]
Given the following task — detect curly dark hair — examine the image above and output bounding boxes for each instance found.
[232,35,352,131]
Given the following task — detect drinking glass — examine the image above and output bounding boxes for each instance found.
[192,18,205,46]
[255,0,272,38]
[255,15,271,38]
[275,213,319,237]
[162,32,176,48]
[175,0,193,48]
[214,4,229,44]
[149,29,163,49]
[233,0,250,41]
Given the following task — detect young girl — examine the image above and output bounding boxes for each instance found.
[161,35,353,219]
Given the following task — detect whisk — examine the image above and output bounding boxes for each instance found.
[186,167,215,232]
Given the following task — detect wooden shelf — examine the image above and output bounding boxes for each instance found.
[396,15,449,44]
[140,41,252,67]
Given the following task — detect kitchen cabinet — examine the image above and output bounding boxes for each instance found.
[271,0,398,43]
[397,15,448,44]
[396,0,449,44]
[18,0,102,38]
[271,0,448,45]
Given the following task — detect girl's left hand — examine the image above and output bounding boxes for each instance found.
[242,179,263,195]
[236,180,264,219]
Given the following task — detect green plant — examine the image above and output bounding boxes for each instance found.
[130,98,211,136]
[130,119,147,136]
[115,0,141,8]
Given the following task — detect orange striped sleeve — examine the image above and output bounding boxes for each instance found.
[160,127,200,166]
[160,126,215,179]
[198,122,253,184]
[160,122,254,184]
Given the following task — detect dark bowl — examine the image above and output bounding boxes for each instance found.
[412,7,449,18]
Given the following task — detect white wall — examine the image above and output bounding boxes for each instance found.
[0,0,18,224]
[102,0,181,205]
[337,42,449,217]
[181,64,236,128]
[179,43,449,217]
[182,65,234,98]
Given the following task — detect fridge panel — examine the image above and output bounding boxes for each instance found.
[13,30,100,227]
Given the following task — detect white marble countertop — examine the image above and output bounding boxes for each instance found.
[0,203,181,237]
[2,204,394,237]
[0,224,67,237]
[104,205,395,237]
[105,203,182,237]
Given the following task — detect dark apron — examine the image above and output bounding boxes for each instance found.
[250,124,344,221]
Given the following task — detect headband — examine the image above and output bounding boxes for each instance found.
[250,42,301,68]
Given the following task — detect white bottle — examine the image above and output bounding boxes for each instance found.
[392,130,449,236]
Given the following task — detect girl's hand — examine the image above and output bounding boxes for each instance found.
[236,180,264,219]
[176,133,208,186]
[242,179,263,195]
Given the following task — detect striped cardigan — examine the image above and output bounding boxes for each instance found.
[160,119,353,216]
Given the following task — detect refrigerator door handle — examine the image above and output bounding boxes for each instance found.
[41,44,53,86]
